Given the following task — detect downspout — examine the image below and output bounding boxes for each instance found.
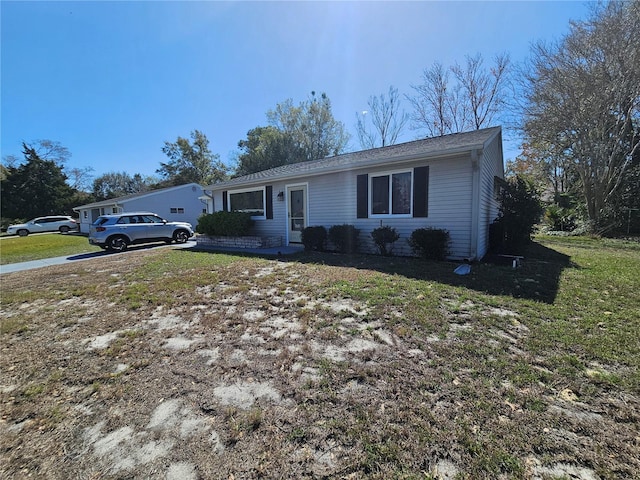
[201,190,214,213]
[469,149,481,260]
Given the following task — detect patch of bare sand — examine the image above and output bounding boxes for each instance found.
[83,398,223,476]
[212,381,282,409]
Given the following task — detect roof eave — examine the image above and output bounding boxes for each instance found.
[205,143,484,190]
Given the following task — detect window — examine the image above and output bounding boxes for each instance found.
[228,188,265,218]
[170,207,185,214]
[83,211,88,219]
[370,171,412,216]
[117,214,165,225]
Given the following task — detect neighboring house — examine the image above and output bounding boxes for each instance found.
[202,127,505,260]
[74,183,209,234]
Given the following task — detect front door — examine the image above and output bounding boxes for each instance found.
[287,185,307,243]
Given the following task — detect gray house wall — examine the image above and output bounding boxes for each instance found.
[75,184,206,233]
[122,186,206,224]
[212,154,478,259]
[477,131,505,259]
[205,127,504,260]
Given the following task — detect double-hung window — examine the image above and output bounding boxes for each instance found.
[370,171,412,216]
[228,187,266,219]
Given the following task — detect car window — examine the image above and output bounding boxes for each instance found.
[93,217,109,226]
[141,215,164,223]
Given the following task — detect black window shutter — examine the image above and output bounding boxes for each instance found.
[413,166,429,217]
[265,185,273,219]
[222,191,228,211]
[356,174,368,218]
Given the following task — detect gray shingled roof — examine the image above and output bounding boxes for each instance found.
[205,126,501,190]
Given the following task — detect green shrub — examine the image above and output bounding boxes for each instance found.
[301,226,327,251]
[196,211,254,236]
[371,226,400,256]
[490,176,543,254]
[408,227,450,260]
[328,224,360,254]
[545,204,577,232]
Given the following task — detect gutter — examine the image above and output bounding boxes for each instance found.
[205,144,486,191]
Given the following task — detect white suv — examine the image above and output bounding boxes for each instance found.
[7,216,79,236]
[89,212,194,251]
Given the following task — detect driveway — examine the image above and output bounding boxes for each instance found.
[0,240,197,275]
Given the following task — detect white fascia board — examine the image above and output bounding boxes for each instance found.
[206,147,478,191]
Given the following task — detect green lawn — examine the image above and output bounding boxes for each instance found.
[0,233,101,264]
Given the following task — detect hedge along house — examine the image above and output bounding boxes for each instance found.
[202,127,504,260]
[74,183,208,234]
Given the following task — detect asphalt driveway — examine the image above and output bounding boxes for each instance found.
[0,240,197,274]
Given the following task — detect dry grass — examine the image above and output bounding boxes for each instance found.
[1,238,638,479]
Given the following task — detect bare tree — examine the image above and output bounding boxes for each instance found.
[32,139,72,165]
[355,86,409,149]
[452,53,510,130]
[66,166,95,192]
[408,53,510,137]
[407,63,460,137]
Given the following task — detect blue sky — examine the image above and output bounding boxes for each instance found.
[2,1,591,182]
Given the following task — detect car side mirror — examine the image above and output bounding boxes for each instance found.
[163,219,167,224]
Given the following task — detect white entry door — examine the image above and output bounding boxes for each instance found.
[287,185,307,243]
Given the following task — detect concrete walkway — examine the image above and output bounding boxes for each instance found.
[0,242,304,275]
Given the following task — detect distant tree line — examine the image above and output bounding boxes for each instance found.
[3,3,638,236]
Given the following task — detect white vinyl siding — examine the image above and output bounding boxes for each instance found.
[215,156,475,259]
[206,128,503,260]
[308,156,473,258]
[477,132,504,258]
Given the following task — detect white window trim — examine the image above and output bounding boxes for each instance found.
[227,186,266,220]
[369,169,413,218]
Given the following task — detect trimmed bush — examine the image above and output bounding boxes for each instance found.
[301,226,327,251]
[196,211,254,237]
[408,227,450,260]
[328,224,360,254]
[371,226,400,256]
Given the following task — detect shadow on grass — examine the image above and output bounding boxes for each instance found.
[187,240,573,304]
[299,241,574,303]
[67,241,196,261]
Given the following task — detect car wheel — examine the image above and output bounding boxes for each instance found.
[17,229,29,237]
[59,226,70,233]
[173,230,189,244]
[108,235,128,252]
